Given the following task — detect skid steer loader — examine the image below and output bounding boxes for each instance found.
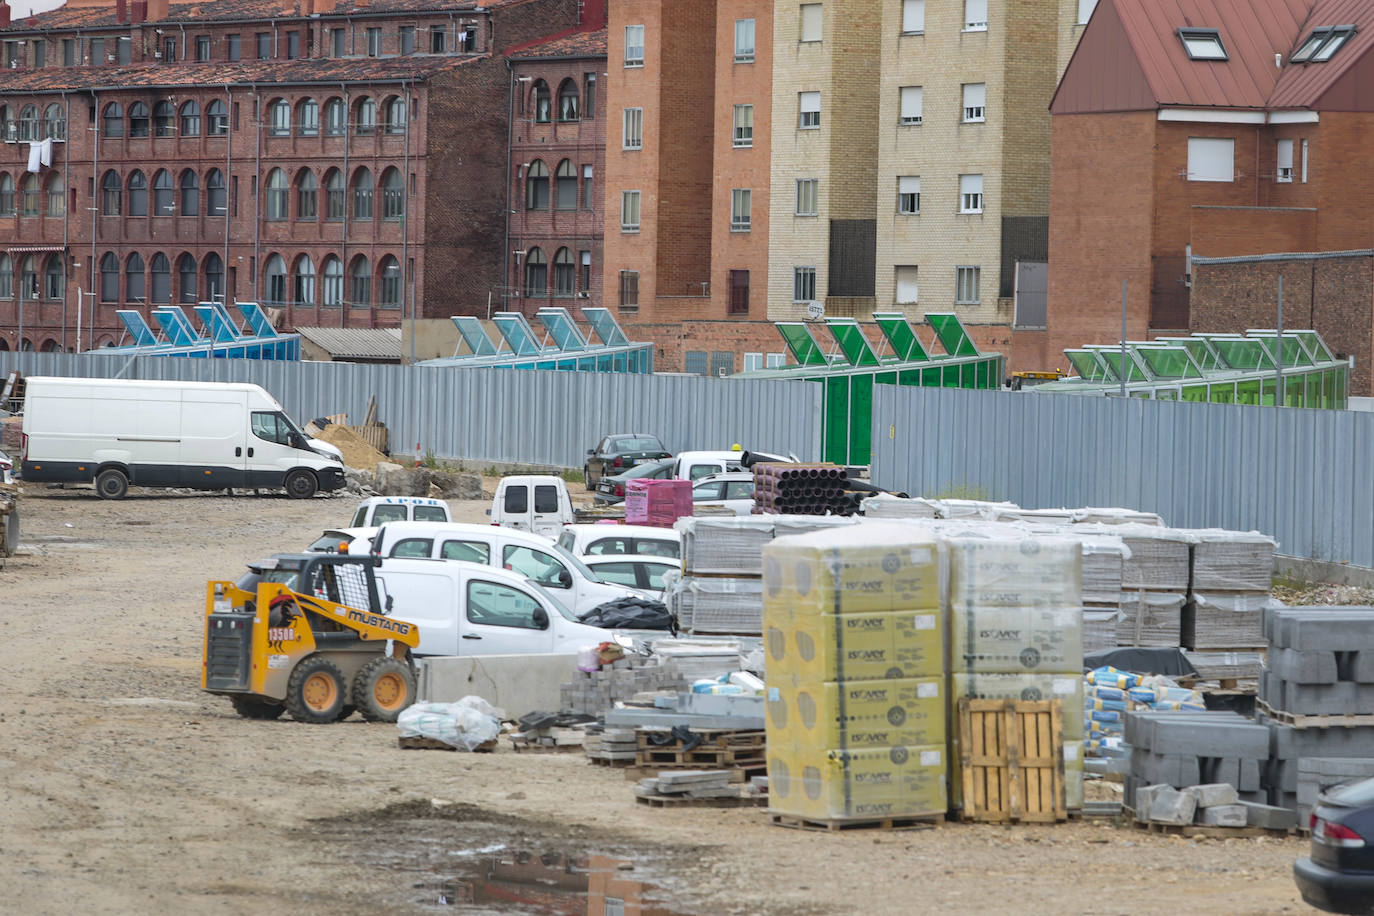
[202,553,420,724]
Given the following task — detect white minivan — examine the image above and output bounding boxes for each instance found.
[488,475,575,539]
[369,521,654,616]
[19,376,344,499]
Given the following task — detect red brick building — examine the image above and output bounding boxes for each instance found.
[0,0,578,352]
[1025,0,1374,385]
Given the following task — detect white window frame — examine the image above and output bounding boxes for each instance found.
[895,265,918,305]
[730,188,751,232]
[765,352,786,368]
[899,86,923,125]
[743,351,764,372]
[733,104,754,148]
[1301,138,1309,183]
[1276,138,1294,183]
[622,107,643,150]
[902,0,925,34]
[800,3,823,43]
[799,91,820,129]
[961,83,986,123]
[734,18,755,63]
[898,175,920,214]
[793,266,817,302]
[964,0,988,31]
[795,178,818,216]
[956,265,980,304]
[620,190,640,232]
[1186,137,1234,182]
[624,24,644,67]
[959,173,983,214]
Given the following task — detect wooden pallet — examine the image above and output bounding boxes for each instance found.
[636,793,766,809]
[636,747,765,768]
[1132,820,1296,839]
[957,698,1066,824]
[587,755,637,768]
[1256,699,1374,729]
[768,812,942,832]
[622,765,755,784]
[397,736,497,752]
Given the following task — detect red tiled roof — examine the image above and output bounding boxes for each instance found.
[1269,0,1374,108]
[0,0,518,33]
[0,53,476,92]
[507,27,605,61]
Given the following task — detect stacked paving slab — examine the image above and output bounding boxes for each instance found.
[559,656,686,716]
[1181,531,1276,675]
[1122,710,1268,809]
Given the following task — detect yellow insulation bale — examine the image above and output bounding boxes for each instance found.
[767,610,943,682]
[766,677,946,752]
[767,744,947,822]
[946,535,1083,609]
[763,523,942,620]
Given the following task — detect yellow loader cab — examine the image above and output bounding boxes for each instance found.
[203,553,420,724]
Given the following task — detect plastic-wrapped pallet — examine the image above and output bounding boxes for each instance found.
[1071,507,1165,527]
[936,498,1020,520]
[677,516,777,575]
[1186,650,1265,680]
[1117,591,1186,647]
[859,493,941,519]
[1083,606,1123,652]
[1075,523,1194,591]
[667,576,765,635]
[987,507,1074,525]
[1182,591,1272,650]
[1186,529,1277,592]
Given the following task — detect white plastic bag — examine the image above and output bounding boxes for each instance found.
[397,698,501,751]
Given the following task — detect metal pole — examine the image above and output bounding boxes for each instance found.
[1276,274,1284,406]
[1119,279,1127,397]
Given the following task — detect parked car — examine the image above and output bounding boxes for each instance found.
[583,433,672,489]
[556,523,682,559]
[669,449,796,483]
[594,457,676,506]
[307,527,376,554]
[581,556,680,594]
[488,475,574,539]
[1295,775,1374,914]
[691,471,756,516]
[348,496,451,528]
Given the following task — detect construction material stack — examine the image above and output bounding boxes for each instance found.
[752,463,857,516]
[1122,710,1269,811]
[763,523,947,827]
[1076,524,1192,651]
[1181,530,1276,679]
[625,478,692,527]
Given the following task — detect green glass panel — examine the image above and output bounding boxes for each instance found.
[1294,330,1335,363]
[927,313,980,357]
[1156,389,1179,401]
[943,365,960,387]
[922,367,941,387]
[825,318,880,367]
[975,360,990,388]
[899,369,920,385]
[1286,375,1304,407]
[1085,346,1149,382]
[1136,347,1201,380]
[877,371,897,385]
[1212,339,1274,370]
[960,362,976,387]
[1182,385,1209,403]
[1305,372,1317,408]
[1132,390,1152,399]
[1066,350,1114,382]
[850,374,873,465]
[1208,384,1235,404]
[1260,378,1275,406]
[1338,370,1348,409]
[824,375,849,464]
[872,312,930,362]
[777,322,830,366]
[1236,379,1261,405]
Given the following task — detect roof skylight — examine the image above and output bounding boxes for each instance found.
[1290,25,1357,63]
[1179,28,1228,60]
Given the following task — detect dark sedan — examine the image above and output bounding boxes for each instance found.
[593,457,675,505]
[1296,776,1374,914]
[583,434,671,489]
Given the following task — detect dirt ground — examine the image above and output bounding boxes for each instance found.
[0,485,1312,915]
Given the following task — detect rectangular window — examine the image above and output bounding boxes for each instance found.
[744,352,764,372]
[962,83,986,122]
[766,352,786,368]
[584,73,596,118]
[796,178,818,216]
[1179,27,1227,60]
[580,250,591,290]
[33,41,45,67]
[800,3,822,42]
[899,86,923,125]
[430,25,446,53]
[332,28,347,56]
[956,266,980,304]
[1276,138,1294,182]
[898,175,920,214]
[226,34,241,61]
[619,270,639,308]
[366,28,382,57]
[196,35,210,60]
[400,26,415,55]
[117,36,130,65]
[1301,138,1309,182]
[622,107,643,150]
[89,38,105,64]
[286,32,300,59]
[895,265,918,304]
[793,267,817,302]
[624,24,645,67]
[799,91,820,129]
[621,190,641,231]
[729,269,750,314]
[964,0,988,30]
[256,32,271,59]
[732,104,753,147]
[5,41,18,68]
[1076,0,1098,24]
[582,164,594,208]
[959,173,983,213]
[62,38,75,66]
[730,188,751,231]
[161,37,176,61]
[1186,137,1235,182]
[735,18,755,62]
[902,0,925,33]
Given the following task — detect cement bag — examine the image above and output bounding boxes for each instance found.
[397,699,500,751]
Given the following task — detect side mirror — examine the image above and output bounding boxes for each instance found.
[485,508,491,516]
[532,607,550,630]
[586,448,595,455]
[557,568,573,589]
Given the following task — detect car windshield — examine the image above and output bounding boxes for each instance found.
[1325,776,1374,807]
[550,542,605,583]
[524,578,581,622]
[614,436,664,452]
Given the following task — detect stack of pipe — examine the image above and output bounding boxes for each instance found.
[752,463,857,515]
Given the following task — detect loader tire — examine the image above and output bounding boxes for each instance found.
[229,695,286,720]
[352,657,416,723]
[285,656,347,723]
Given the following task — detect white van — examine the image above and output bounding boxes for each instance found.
[19,377,344,499]
[369,520,653,616]
[556,523,681,560]
[488,475,574,539]
[349,496,451,527]
[670,449,796,482]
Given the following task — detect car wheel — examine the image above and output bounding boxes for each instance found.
[584,466,594,490]
[95,468,129,500]
[285,469,318,499]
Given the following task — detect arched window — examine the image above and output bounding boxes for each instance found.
[294,254,316,305]
[44,254,63,300]
[178,253,197,303]
[525,160,548,209]
[558,80,579,121]
[103,102,124,138]
[321,255,343,307]
[43,103,65,141]
[268,98,290,136]
[384,96,406,134]
[101,170,121,215]
[0,173,12,215]
[128,101,150,138]
[152,169,173,215]
[46,175,64,217]
[206,99,228,136]
[298,98,319,136]
[152,101,174,137]
[553,247,575,296]
[381,167,403,220]
[179,100,201,137]
[102,252,122,300]
[20,175,39,217]
[263,253,287,304]
[355,98,376,135]
[150,252,171,303]
[126,252,146,302]
[206,169,226,216]
[379,255,401,307]
[284,172,314,225]
[323,168,344,220]
[127,170,148,217]
[265,168,288,221]
[524,246,546,297]
[352,167,373,220]
[0,254,12,298]
[350,255,371,305]
[532,80,551,123]
[17,105,38,142]
[203,252,224,302]
[19,255,37,300]
[179,170,199,216]
[324,97,345,136]
[555,159,577,210]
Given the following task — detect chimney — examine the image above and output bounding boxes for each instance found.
[115,0,127,23]
[146,0,167,19]
[579,0,607,31]
[131,0,146,24]
[0,4,10,28]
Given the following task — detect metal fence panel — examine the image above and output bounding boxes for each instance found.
[871,385,1374,567]
[0,353,822,468]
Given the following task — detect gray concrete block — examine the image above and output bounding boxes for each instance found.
[1185,783,1239,808]
[1274,608,1374,651]
[1148,786,1197,825]
[1270,647,1339,685]
[1133,783,1163,818]
[1356,650,1374,684]
[1149,717,1269,758]
[1199,804,1248,827]
[1242,800,1298,829]
[1269,722,1374,759]
[1240,757,1262,793]
[1277,680,1366,716]
[1199,757,1241,788]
